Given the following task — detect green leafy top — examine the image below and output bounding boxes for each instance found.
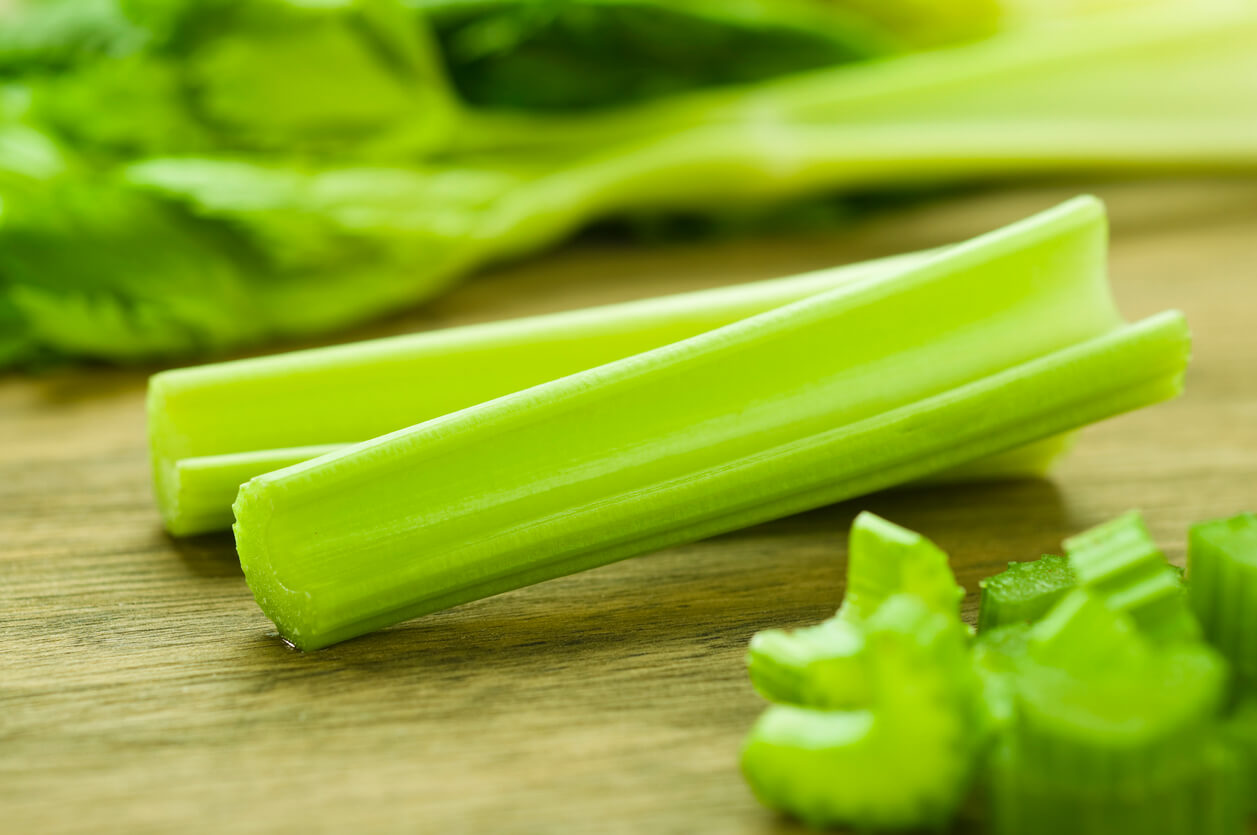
[19,0,459,159]
[413,0,904,111]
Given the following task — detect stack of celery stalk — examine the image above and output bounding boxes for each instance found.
[742,509,1257,834]
[4,0,1256,366]
[148,196,1192,650]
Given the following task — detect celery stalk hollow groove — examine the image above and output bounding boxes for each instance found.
[231,197,1190,650]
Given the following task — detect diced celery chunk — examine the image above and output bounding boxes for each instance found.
[742,596,978,830]
[1064,511,1199,642]
[977,554,1074,631]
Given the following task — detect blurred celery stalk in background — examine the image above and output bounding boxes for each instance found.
[0,0,1254,368]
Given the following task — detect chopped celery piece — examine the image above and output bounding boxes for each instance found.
[971,623,1030,732]
[838,511,963,623]
[1188,513,1257,682]
[1063,511,1199,642]
[987,590,1238,835]
[747,511,961,707]
[149,249,931,536]
[741,596,978,830]
[978,555,1074,631]
[233,197,1192,649]
[746,618,868,709]
[1025,589,1144,673]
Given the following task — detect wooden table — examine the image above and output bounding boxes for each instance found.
[4,180,1256,834]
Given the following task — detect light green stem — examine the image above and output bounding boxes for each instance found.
[231,198,1190,649]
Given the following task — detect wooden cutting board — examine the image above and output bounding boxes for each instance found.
[3,180,1256,835]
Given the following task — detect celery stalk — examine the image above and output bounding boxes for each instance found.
[149,248,1064,536]
[457,5,1257,166]
[168,445,344,537]
[988,736,1242,835]
[169,435,1070,538]
[231,197,1190,650]
[971,623,1030,733]
[119,4,1256,373]
[150,250,928,535]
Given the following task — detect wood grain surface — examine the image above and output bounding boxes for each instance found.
[3,180,1256,835]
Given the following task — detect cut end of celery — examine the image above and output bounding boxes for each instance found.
[746,618,870,708]
[741,699,972,830]
[162,464,224,538]
[233,479,316,649]
[742,596,978,829]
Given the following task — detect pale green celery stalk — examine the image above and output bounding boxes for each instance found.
[490,121,1257,261]
[455,5,1257,156]
[127,7,1256,371]
[151,250,924,535]
[152,247,1066,536]
[439,7,1257,262]
[232,197,1190,650]
[171,436,1068,538]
